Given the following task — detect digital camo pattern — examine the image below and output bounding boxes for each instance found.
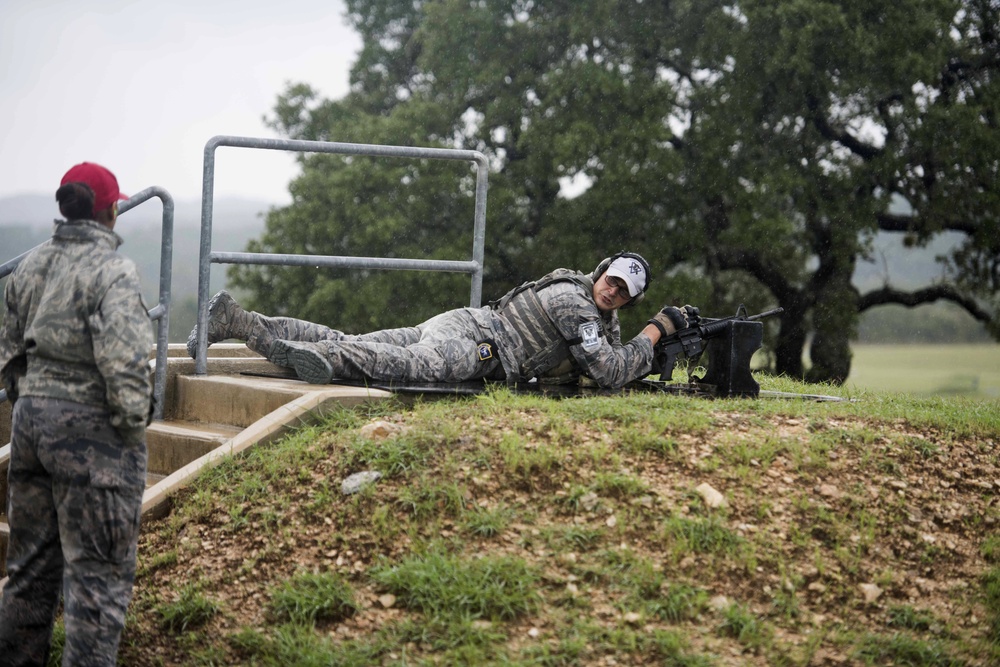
[0,397,144,667]
[490,276,653,388]
[225,268,654,389]
[0,220,153,438]
[257,307,506,383]
[0,220,151,667]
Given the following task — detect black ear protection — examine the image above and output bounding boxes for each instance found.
[591,251,651,308]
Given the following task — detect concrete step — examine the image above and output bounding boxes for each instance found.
[170,373,320,428]
[146,420,242,476]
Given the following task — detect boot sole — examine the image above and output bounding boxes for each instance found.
[270,340,334,384]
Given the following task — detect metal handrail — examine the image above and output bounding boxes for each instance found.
[0,187,174,419]
[192,135,490,374]
[120,187,174,420]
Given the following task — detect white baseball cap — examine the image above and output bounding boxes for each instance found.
[605,256,647,297]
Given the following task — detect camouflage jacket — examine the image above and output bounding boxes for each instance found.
[0,220,153,440]
[490,269,654,388]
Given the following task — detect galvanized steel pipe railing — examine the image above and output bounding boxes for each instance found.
[193,135,490,375]
[119,187,175,420]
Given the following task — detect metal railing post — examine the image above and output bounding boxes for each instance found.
[194,135,490,375]
[119,187,175,420]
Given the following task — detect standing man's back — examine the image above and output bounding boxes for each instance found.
[0,162,152,667]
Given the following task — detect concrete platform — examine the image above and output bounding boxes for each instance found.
[140,346,392,518]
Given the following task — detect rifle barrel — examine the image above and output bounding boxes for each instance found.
[747,307,784,321]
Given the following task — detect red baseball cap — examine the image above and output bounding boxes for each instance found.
[60,162,128,213]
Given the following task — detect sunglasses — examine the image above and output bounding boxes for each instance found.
[606,275,631,297]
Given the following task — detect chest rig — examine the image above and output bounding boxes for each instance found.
[491,269,610,381]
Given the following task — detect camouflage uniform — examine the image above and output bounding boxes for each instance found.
[0,220,152,667]
[242,269,654,389]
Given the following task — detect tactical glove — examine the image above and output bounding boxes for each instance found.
[648,306,690,338]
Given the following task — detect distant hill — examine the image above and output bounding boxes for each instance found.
[1,193,274,342]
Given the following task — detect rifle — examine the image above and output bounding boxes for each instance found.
[650,304,784,397]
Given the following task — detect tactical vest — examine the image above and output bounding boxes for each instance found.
[491,269,609,381]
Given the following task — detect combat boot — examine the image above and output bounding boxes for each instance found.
[269,339,334,384]
[186,291,256,358]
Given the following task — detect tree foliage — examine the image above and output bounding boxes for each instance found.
[230,0,999,381]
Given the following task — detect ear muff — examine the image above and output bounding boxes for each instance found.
[592,251,650,309]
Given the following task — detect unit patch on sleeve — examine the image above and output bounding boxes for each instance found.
[476,339,496,362]
[578,321,601,351]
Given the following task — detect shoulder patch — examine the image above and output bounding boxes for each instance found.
[578,322,601,351]
[477,340,495,361]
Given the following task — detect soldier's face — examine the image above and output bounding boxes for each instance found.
[594,273,631,312]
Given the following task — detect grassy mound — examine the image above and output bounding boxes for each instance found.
[65,377,1000,665]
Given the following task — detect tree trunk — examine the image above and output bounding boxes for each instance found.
[774,297,809,379]
[806,274,859,385]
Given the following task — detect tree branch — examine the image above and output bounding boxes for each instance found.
[806,95,881,161]
[876,211,979,235]
[858,284,993,323]
[714,247,795,302]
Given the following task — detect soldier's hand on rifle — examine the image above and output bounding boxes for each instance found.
[648,305,692,338]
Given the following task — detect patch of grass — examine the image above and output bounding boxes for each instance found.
[717,602,772,651]
[516,632,588,666]
[851,631,963,666]
[371,548,540,621]
[886,605,936,632]
[541,524,605,552]
[618,428,679,456]
[580,621,714,666]
[896,434,941,460]
[386,615,506,653]
[661,514,743,556]
[44,621,65,667]
[717,432,789,470]
[648,582,710,623]
[981,534,1000,563]
[269,571,358,625]
[591,471,649,499]
[984,566,1000,643]
[230,623,382,667]
[770,585,802,621]
[395,477,468,519]
[557,484,600,515]
[461,503,514,538]
[156,583,221,633]
[498,431,563,486]
[369,502,404,542]
[601,548,664,599]
[136,547,178,578]
[342,432,431,477]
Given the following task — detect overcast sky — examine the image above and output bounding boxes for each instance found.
[0,0,361,206]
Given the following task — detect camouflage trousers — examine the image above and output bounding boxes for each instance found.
[247,307,507,383]
[0,397,145,667]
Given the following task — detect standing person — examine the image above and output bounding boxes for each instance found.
[0,162,153,667]
[188,252,696,388]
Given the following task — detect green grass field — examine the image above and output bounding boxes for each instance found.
[846,343,1000,400]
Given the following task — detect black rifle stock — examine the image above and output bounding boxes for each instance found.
[652,305,784,389]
